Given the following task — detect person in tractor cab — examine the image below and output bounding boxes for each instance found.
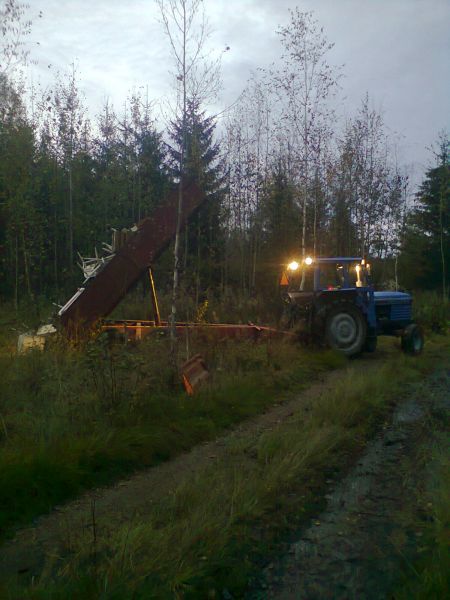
[317,263,345,290]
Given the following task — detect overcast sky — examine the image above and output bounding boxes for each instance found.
[25,0,449,183]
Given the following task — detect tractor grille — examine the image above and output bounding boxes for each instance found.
[390,304,411,321]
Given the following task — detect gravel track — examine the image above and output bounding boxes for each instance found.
[249,368,450,599]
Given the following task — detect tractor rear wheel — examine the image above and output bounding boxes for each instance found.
[401,323,424,355]
[325,303,367,357]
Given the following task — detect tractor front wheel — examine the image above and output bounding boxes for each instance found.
[325,304,367,357]
[401,324,424,355]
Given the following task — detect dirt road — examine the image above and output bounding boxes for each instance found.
[0,366,352,579]
[1,350,448,599]
[249,368,450,599]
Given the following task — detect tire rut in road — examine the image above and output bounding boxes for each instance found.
[249,369,450,600]
[0,365,357,581]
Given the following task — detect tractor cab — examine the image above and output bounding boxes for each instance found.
[283,257,372,296]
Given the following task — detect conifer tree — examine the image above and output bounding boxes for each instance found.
[168,97,225,297]
[400,133,449,295]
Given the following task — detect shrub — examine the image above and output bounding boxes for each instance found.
[412,291,450,333]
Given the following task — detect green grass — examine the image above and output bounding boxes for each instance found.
[413,290,450,333]
[0,322,345,539]
[392,409,450,599]
[4,336,449,599]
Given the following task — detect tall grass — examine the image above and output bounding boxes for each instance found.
[393,428,450,598]
[111,284,283,326]
[0,327,344,538]
[6,343,447,600]
[413,291,450,333]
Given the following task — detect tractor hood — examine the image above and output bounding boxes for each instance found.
[374,291,412,305]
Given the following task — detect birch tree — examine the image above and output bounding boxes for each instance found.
[222,77,276,293]
[56,67,85,271]
[0,0,34,75]
[269,9,340,258]
[156,0,222,353]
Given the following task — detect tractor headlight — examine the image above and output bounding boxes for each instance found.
[287,261,299,271]
[304,256,313,266]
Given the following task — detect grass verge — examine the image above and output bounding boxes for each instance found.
[391,380,450,599]
[0,326,345,539]
[4,336,448,599]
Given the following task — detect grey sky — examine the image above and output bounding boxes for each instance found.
[25,0,449,180]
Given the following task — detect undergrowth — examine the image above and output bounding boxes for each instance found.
[0,326,344,539]
[110,284,283,326]
[412,291,450,333]
[392,388,450,599]
[3,336,448,599]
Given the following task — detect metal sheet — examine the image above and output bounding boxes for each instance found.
[181,354,209,395]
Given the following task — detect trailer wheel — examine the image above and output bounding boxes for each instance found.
[401,324,424,355]
[325,304,367,357]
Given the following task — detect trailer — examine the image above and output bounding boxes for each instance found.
[57,180,287,345]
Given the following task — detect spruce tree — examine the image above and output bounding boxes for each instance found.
[400,134,449,294]
[168,98,225,298]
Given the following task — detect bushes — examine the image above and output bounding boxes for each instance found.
[0,331,344,537]
[10,349,441,600]
[413,291,450,333]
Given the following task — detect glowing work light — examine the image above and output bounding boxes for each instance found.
[287,261,299,271]
[304,256,313,266]
[355,263,362,287]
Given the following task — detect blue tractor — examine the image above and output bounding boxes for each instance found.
[280,256,424,357]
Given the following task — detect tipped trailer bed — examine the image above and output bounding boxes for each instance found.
[58,182,291,345]
[59,181,204,337]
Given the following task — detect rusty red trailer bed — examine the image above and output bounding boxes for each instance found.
[59,181,204,336]
[58,181,294,348]
[100,320,294,342]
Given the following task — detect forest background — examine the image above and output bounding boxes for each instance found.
[0,5,448,595]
